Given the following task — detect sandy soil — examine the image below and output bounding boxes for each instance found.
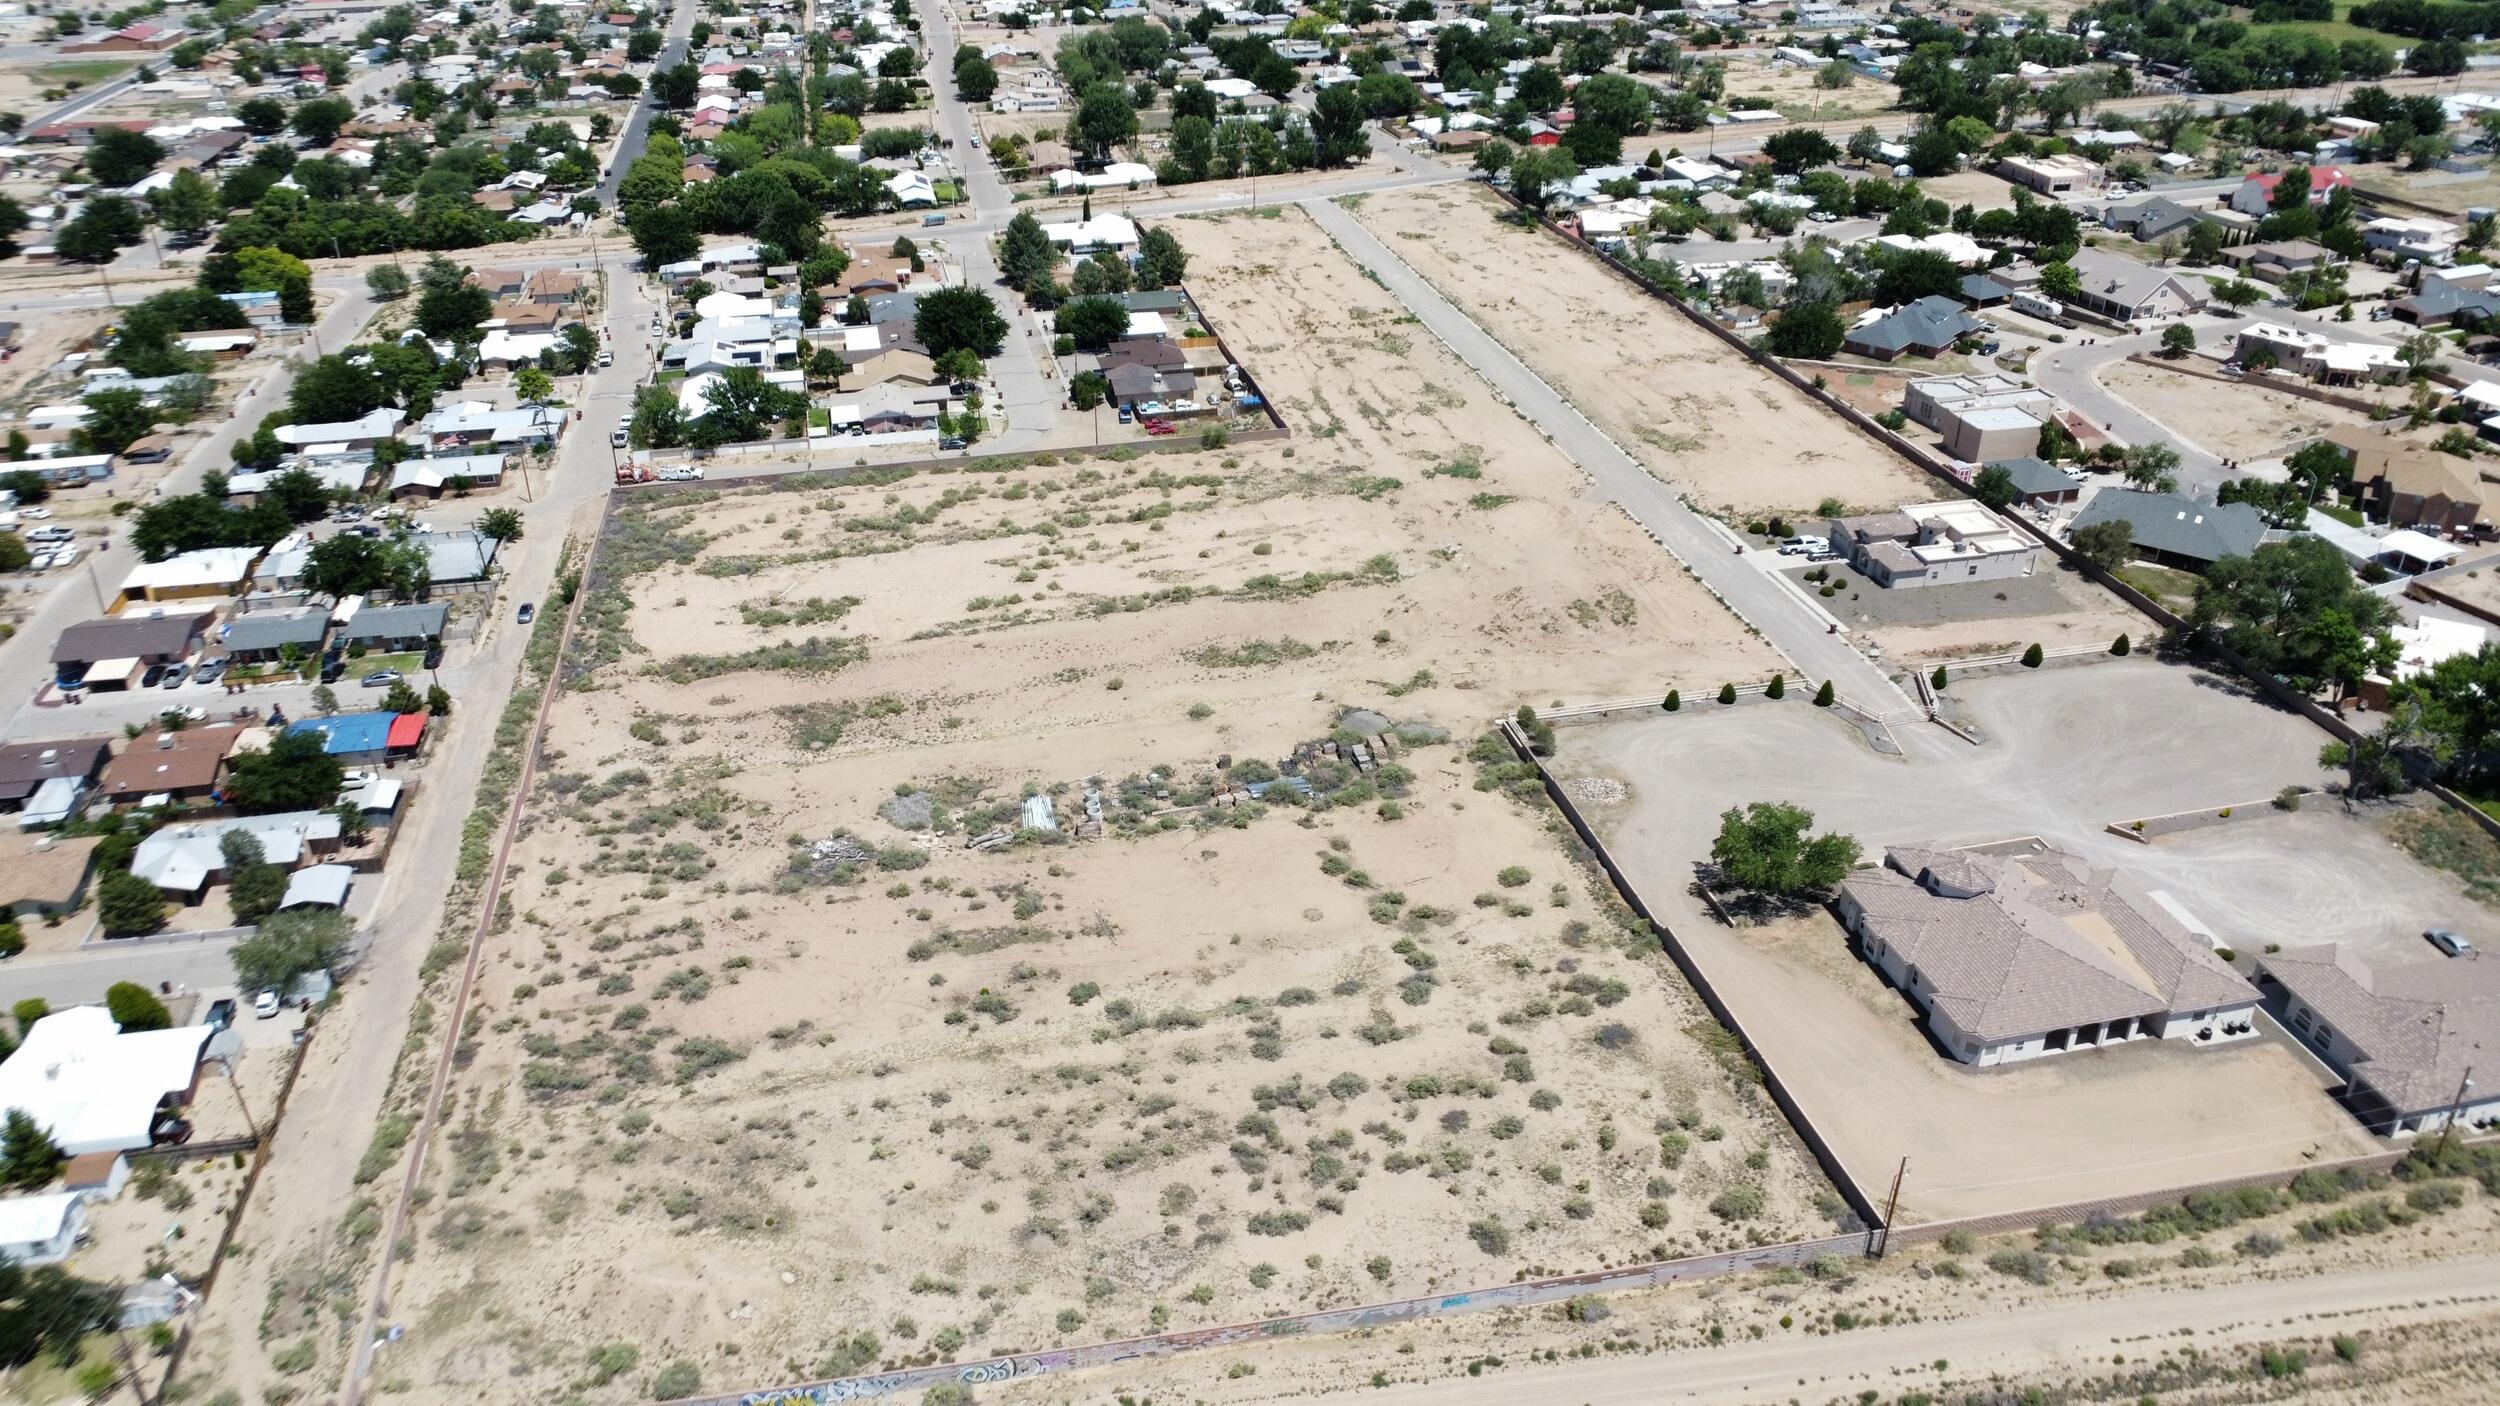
[2422,562,2500,617]
[1350,184,1942,520]
[1716,58,1896,124]
[365,208,1817,1401]
[1831,560,2149,667]
[2097,359,2376,462]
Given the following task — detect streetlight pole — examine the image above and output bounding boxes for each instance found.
[2436,1065,2476,1156]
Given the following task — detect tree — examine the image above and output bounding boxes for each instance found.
[97,870,167,938]
[415,258,492,341]
[913,286,1009,359]
[78,388,156,454]
[2397,331,2447,380]
[2211,278,2268,310]
[153,168,220,241]
[1764,301,1846,360]
[2072,517,2134,570]
[1709,802,1861,899]
[1507,146,1578,215]
[1972,464,2018,510]
[1312,83,1368,167]
[382,681,424,714]
[2193,535,2399,692]
[1070,370,1112,410]
[237,97,288,136]
[103,981,173,1033]
[229,909,351,999]
[86,127,164,187]
[955,52,998,102]
[999,211,1057,291]
[514,367,555,404]
[1763,129,1840,175]
[0,1111,62,1191]
[426,684,453,718]
[290,355,383,424]
[1075,81,1138,161]
[2160,323,2197,357]
[2121,442,2181,491]
[224,730,347,815]
[291,97,356,145]
[2395,642,2500,777]
[1137,225,1187,289]
[478,506,524,543]
[1055,295,1131,352]
[366,263,411,301]
[1473,138,1515,180]
[631,202,701,271]
[55,196,145,264]
[808,345,849,390]
[2039,260,2082,301]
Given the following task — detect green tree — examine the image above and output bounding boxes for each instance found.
[954,52,998,101]
[514,367,555,404]
[631,203,701,271]
[97,871,167,938]
[365,263,412,301]
[2211,278,2267,309]
[300,533,426,600]
[999,211,1057,290]
[291,97,356,145]
[2121,442,2181,491]
[2192,535,2400,692]
[912,286,1009,359]
[2160,323,2196,357]
[1507,146,1578,215]
[2394,642,2500,777]
[85,127,164,187]
[1312,83,1369,166]
[2071,517,2134,570]
[224,730,347,815]
[478,506,524,542]
[1075,81,1138,161]
[1055,295,1131,351]
[228,909,351,998]
[808,345,849,389]
[1762,129,1840,174]
[381,681,424,714]
[104,982,172,1032]
[1069,370,1112,410]
[55,196,146,264]
[1137,225,1187,289]
[0,1111,63,1191]
[77,388,157,454]
[153,168,220,240]
[414,255,492,341]
[1764,301,1846,359]
[1971,464,2018,510]
[1709,802,1861,898]
[2039,260,2082,301]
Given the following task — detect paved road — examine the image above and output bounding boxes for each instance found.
[594,0,700,206]
[1342,1252,2500,1406]
[0,936,243,1009]
[1298,196,1917,718]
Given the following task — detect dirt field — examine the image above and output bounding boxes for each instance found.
[1350,184,1942,520]
[1715,59,1896,124]
[2097,359,2377,462]
[1793,558,2149,666]
[364,208,1824,1401]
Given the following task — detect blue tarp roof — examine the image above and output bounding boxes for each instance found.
[285,710,395,755]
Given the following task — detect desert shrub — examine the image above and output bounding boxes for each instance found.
[1709,1184,1765,1221]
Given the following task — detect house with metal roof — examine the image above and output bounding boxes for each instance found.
[217,608,330,664]
[0,739,110,811]
[1836,842,2260,1066]
[1985,456,2082,506]
[51,612,216,689]
[2067,489,2270,572]
[2255,946,2500,1137]
[0,1006,211,1158]
[2062,247,2207,324]
[332,602,448,652]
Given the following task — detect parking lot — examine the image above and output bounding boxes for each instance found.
[1552,658,2484,1222]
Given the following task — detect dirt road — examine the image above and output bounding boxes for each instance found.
[1287,1253,2500,1406]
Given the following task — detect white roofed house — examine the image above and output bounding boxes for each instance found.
[0,1005,213,1157]
[1041,214,1140,255]
[1836,843,2261,1067]
[415,402,564,453]
[273,408,406,452]
[2361,216,2462,267]
[1051,162,1157,192]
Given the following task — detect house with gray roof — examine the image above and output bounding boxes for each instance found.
[2255,946,2500,1137]
[333,602,448,652]
[1835,842,2260,1066]
[2068,489,2269,572]
[1841,295,1986,361]
[1985,456,2081,506]
[2063,247,2207,324]
[217,608,329,664]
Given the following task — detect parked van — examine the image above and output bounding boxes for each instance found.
[921,213,946,227]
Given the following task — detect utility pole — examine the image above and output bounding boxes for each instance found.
[218,1056,258,1140]
[2436,1065,2475,1157]
[1871,1156,1907,1258]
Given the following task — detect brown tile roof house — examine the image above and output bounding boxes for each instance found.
[51,613,214,669]
[526,269,583,304]
[0,737,112,808]
[2,831,100,917]
[489,299,560,334]
[2257,945,2500,1135]
[472,268,529,299]
[2326,426,2486,534]
[96,725,246,804]
[1836,842,2260,1066]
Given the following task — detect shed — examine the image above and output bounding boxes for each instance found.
[278,863,354,911]
[0,1193,87,1267]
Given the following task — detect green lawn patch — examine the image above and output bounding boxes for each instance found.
[2314,501,2366,528]
[2115,562,2201,610]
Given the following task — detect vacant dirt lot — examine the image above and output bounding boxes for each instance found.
[2097,360,2376,463]
[1351,184,1942,520]
[368,209,1826,1402]
[1791,558,2148,666]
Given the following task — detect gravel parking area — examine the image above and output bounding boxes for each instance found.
[1780,560,2074,629]
[1546,659,2480,1222]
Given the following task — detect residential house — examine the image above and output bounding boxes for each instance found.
[1904,373,2056,431]
[332,602,449,653]
[285,710,427,765]
[51,613,214,689]
[129,810,342,900]
[2255,946,2500,1136]
[2228,166,2352,217]
[2361,216,2461,266]
[526,269,584,304]
[409,530,499,588]
[215,608,329,665]
[2233,323,2404,384]
[389,453,507,499]
[2221,239,2339,283]
[95,725,245,806]
[113,546,262,609]
[1826,499,2041,588]
[1050,161,1157,193]
[2104,195,2221,244]
[2391,264,2500,326]
[3,831,100,919]
[824,382,946,432]
[0,738,110,812]
[2063,247,2207,323]
[0,1006,211,1157]
[274,408,406,452]
[64,21,187,53]
[2324,426,2486,533]
[414,402,563,453]
[1835,843,2261,1067]
[470,267,528,298]
[1840,296,1986,360]
[1984,456,2083,507]
[1040,214,1140,255]
[2067,489,2269,571]
[1997,152,2103,194]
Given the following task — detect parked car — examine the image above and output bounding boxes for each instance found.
[141,663,167,687]
[949,380,977,395]
[1144,420,1175,436]
[360,669,403,688]
[939,436,968,450]
[422,645,444,669]
[921,213,947,226]
[194,658,227,685]
[611,426,629,448]
[253,989,281,1019]
[159,662,190,688]
[25,552,53,570]
[26,525,72,543]
[597,349,614,368]
[160,705,206,723]
[16,507,50,520]
[517,602,536,625]
[205,998,238,1031]
[1117,404,1134,424]
[2428,928,2476,957]
[320,657,346,684]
